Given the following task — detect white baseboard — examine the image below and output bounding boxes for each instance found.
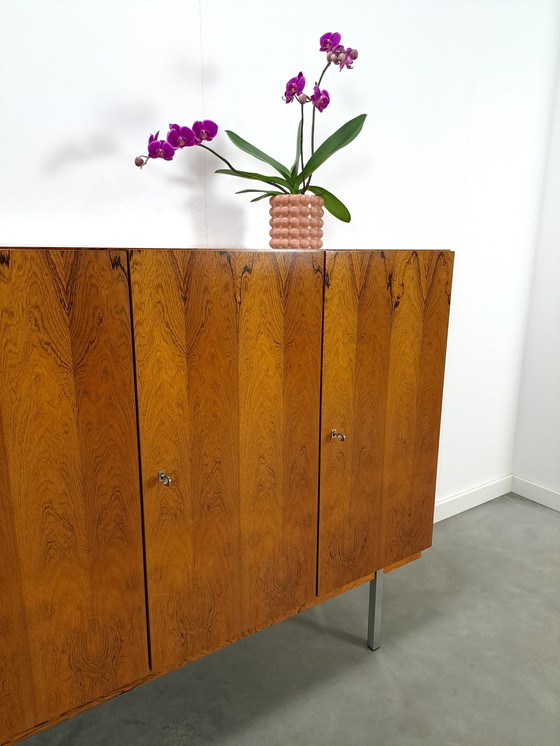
[511,476,560,513]
[433,475,513,523]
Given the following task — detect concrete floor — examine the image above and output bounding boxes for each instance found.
[26,493,560,746]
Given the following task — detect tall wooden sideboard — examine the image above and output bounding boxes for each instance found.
[0,248,453,744]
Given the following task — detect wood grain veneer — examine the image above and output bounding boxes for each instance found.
[0,247,453,745]
[4,567,383,746]
[130,249,324,671]
[318,250,453,594]
[0,250,149,742]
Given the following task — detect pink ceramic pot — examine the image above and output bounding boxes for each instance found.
[269,194,324,249]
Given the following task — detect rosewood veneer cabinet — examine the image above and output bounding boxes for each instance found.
[0,247,453,744]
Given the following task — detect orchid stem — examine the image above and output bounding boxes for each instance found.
[305,60,331,190]
[317,60,331,88]
[308,106,317,188]
[197,143,236,171]
[299,102,305,193]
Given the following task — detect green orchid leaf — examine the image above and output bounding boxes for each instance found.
[307,185,351,222]
[235,189,285,201]
[215,168,291,191]
[290,118,303,179]
[250,192,283,202]
[226,131,292,182]
[235,189,277,194]
[295,114,367,187]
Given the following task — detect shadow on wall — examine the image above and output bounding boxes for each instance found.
[41,103,155,175]
[203,173,246,248]
[42,131,120,175]
[161,144,246,248]
[38,93,247,247]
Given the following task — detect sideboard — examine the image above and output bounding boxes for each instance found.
[0,248,453,744]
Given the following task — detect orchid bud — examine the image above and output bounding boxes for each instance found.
[338,52,346,63]
[297,93,309,105]
[350,48,358,60]
[135,156,146,168]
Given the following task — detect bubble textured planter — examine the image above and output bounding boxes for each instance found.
[269,194,324,249]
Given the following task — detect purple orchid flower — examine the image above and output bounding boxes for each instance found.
[284,72,306,103]
[319,32,341,52]
[283,72,306,103]
[310,85,330,113]
[167,124,196,148]
[192,120,218,144]
[148,132,175,160]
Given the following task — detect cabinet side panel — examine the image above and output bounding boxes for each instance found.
[0,250,149,741]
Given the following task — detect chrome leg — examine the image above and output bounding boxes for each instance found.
[367,569,383,651]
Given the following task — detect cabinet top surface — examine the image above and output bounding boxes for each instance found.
[1,247,455,256]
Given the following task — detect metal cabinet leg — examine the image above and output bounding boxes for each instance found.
[367,569,383,651]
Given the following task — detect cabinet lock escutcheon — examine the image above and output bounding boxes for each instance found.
[331,429,346,442]
[158,470,172,486]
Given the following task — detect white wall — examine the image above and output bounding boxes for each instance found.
[512,54,560,512]
[1,0,559,512]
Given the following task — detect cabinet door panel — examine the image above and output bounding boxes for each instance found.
[131,250,323,671]
[0,250,149,741]
[318,251,453,594]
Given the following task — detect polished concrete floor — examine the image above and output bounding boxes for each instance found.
[26,494,560,746]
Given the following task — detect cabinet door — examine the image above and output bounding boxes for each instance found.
[130,250,323,672]
[318,251,453,595]
[0,250,149,741]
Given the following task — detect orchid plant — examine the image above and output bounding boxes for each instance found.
[135,32,366,222]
